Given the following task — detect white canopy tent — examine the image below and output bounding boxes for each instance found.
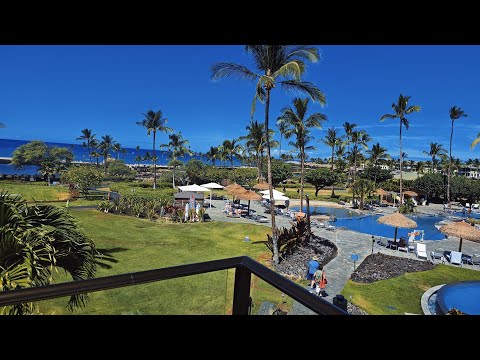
[178,184,211,192]
[262,194,290,201]
[200,182,224,208]
[259,189,285,196]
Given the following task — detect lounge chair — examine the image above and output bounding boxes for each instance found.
[325,225,336,231]
[397,238,409,253]
[430,248,445,263]
[447,251,463,266]
[415,243,428,260]
[468,254,480,266]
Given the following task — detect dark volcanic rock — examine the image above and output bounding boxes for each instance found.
[276,236,338,279]
[350,253,435,284]
[347,302,368,315]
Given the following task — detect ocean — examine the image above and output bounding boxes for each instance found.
[0,139,241,175]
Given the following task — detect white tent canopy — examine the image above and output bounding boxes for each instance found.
[262,194,290,201]
[200,182,224,208]
[200,182,224,189]
[259,189,285,196]
[178,184,211,192]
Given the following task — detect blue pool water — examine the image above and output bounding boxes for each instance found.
[436,281,480,315]
[335,214,447,240]
[290,206,361,219]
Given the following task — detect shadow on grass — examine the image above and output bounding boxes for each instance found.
[95,247,129,269]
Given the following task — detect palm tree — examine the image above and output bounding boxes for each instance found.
[206,146,219,167]
[366,142,389,187]
[380,94,421,205]
[447,106,468,206]
[350,130,371,183]
[279,98,327,210]
[423,142,446,173]
[98,135,114,175]
[113,142,122,160]
[136,109,172,189]
[211,45,325,266]
[0,193,97,314]
[161,132,191,188]
[221,139,244,169]
[321,127,342,197]
[416,161,425,175]
[352,178,375,210]
[276,118,289,159]
[76,128,96,164]
[335,143,348,174]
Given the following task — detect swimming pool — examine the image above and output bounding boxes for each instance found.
[334,214,447,240]
[436,281,480,315]
[290,206,361,219]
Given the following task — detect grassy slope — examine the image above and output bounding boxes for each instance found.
[0,181,67,201]
[341,265,480,315]
[39,210,293,315]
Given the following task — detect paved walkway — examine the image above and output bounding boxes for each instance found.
[206,199,480,308]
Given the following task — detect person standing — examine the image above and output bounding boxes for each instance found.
[314,265,328,297]
[285,198,290,211]
[306,255,320,288]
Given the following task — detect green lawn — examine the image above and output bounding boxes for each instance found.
[0,181,68,201]
[342,265,480,315]
[38,210,293,315]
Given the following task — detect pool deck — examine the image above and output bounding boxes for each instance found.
[207,199,480,309]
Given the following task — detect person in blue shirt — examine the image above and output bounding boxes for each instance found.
[306,255,320,288]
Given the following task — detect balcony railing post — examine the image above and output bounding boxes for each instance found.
[232,265,251,315]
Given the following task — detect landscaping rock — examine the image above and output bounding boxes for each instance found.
[350,252,435,284]
[347,302,368,315]
[276,235,338,279]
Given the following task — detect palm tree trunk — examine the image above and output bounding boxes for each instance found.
[172,165,176,188]
[399,120,403,206]
[279,134,282,159]
[104,155,107,175]
[256,154,261,183]
[264,88,279,267]
[352,146,357,204]
[448,120,453,207]
[331,146,335,197]
[373,161,377,189]
[300,149,305,210]
[153,131,157,190]
[87,142,91,164]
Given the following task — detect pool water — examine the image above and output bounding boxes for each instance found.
[428,293,437,315]
[436,281,480,315]
[335,214,447,240]
[290,206,361,219]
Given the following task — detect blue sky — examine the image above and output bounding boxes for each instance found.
[1,45,480,161]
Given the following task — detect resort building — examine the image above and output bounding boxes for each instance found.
[458,166,480,179]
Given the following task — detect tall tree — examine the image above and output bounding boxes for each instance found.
[321,127,342,196]
[447,106,467,207]
[422,142,446,173]
[206,146,219,167]
[279,98,327,210]
[76,128,96,164]
[276,118,288,159]
[113,142,122,160]
[161,132,191,188]
[136,109,172,189]
[221,139,244,169]
[98,135,114,175]
[211,45,325,266]
[366,142,389,187]
[0,193,98,314]
[348,130,371,203]
[380,94,421,205]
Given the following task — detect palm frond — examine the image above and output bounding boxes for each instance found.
[285,46,320,62]
[211,63,259,81]
[273,60,305,81]
[380,114,396,121]
[405,105,421,114]
[280,80,326,105]
[471,134,480,149]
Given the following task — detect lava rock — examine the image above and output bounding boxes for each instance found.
[350,253,435,284]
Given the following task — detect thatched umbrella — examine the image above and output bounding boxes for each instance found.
[224,183,243,192]
[375,188,388,205]
[439,220,480,252]
[234,189,262,214]
[252,182,270,190]
[377,212,417,243]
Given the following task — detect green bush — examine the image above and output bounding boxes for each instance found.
[61,165,104,195]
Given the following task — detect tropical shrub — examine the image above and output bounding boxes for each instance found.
[98,201,114,213]
[61,165,104,195]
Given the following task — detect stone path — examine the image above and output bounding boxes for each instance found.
[206,199,480,311]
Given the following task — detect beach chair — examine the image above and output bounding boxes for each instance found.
[415,243,428,260]
[468,254,480,267]
[430,248,445,263]
[378,237,389,248]
[448,251,463,266]
[397,238,410,253]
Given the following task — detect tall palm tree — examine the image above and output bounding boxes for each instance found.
[113,142,122,160]
[423,142,446,173]
[0,193,97,314]
[206,146,219,167]
[321,127,342,196]
[136,109,172,189]
[161,132,191,188]
[366,142,389,187]
[447,106,467,206]
[221,139,244,169]
[212,46,325,266]
[416,161,425,175]
[98,135,114,175]
[279,98,327,210]
[276,118,289,159]
[380,94,421,205]
[335,143,348,174]
[350,130,371,183]
[76,128,96,164]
